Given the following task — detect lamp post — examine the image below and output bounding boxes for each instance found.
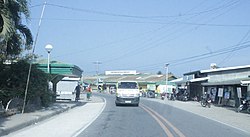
[45,44,53,73]
[93,61,102,92]
[165,63,169,93]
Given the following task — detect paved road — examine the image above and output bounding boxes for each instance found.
[2,92,250,137]
[78,93,250,137]
[147,97,250,134]
[78,94,166,137]
[141,99,249,137]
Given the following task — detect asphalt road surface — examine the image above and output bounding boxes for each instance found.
[6,93,249,137]
[78,93,249,137]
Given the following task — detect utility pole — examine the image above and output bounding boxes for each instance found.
[165,63,169,93]
[93,61,102,92]
[22,1,47,114]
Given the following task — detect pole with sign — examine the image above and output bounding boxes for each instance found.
[237,87,242,107]
[218,88,223,105]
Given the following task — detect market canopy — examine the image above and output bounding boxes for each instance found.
[34,59,83,94]
[35,59,83,78]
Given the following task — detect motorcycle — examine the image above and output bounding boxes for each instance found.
[181,92,189,101]
[201,97,211,108]
[237,99,250,113]
[168,93,175,101]
[182,94,188,101]
[160,92,166,100]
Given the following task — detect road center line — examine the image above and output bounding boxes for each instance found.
[141,104,185,137]
[141,105,174,137]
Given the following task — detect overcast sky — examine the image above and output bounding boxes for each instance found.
[28,0,250,77]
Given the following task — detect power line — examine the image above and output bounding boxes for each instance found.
[44,1,240,19]
[29,17,250,28]
[101,0,242,64]
[31,1,248,74]
[171,44,250,67]
[218,28,250,65]
[30,4,44,8]
[45,0,245,62]
[129,41,250,72]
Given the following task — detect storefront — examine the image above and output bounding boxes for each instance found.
[175,64,250,106]
[200,65,250,107]
[241,80,250,100]
[202,82,248,107]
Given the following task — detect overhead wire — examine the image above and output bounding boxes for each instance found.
[44,2,239,19]
[57,0,243,72]
[171,43,250,67]
[35,0,243,62]
[29,17,250,28]
[30,3,44,8]
[218,28,250,65]
[29,1,247,74]
[134,41,250,72]
[100,0,213,63]
[101,0,241,66]
[133,0,241,54]
[43,0,242,20]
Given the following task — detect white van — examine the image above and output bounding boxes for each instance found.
[115,81,140,106]
[56,77,80,101]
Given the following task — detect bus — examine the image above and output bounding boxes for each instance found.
[115,81,140,106]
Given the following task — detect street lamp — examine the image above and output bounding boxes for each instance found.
[93,61,102,92]
[165,63,169,93]
[45,44,53,73]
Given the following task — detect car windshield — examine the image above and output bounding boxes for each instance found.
[118,82,137,89]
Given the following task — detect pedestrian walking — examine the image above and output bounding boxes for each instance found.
[75,83,81,101]
[86,85,92,100]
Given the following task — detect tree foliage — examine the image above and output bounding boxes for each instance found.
[0,1,53,112]
[157,71,162,75]
[0,59,52,109]
[0,0,33,61]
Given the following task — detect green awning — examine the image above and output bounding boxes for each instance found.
[35,59,83,77]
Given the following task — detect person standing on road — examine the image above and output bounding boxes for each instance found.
[75,83,81,101]
[86,85,92,100]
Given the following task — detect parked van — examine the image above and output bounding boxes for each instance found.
[115,81,140,106]
[56,77,80,101]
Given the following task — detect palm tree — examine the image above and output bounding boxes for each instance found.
[0,0,33,61]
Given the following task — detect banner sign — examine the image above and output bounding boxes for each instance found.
[237,87,242,98]
[218,88,223,97]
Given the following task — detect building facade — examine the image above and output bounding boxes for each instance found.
[176,65,250,107]
[201,65,250,107]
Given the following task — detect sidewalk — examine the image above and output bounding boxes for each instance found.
[145,97,250,134]
[0,95,104,136]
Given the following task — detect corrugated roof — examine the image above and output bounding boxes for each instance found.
[190,77,209,82]
[82,74,177,84]
[201,64,250,73]
[201,79,242,86]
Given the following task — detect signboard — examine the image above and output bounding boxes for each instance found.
[105,70,137,75]
[218,88,223,97]
[147,84,156,91]
[237,87,242,98]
